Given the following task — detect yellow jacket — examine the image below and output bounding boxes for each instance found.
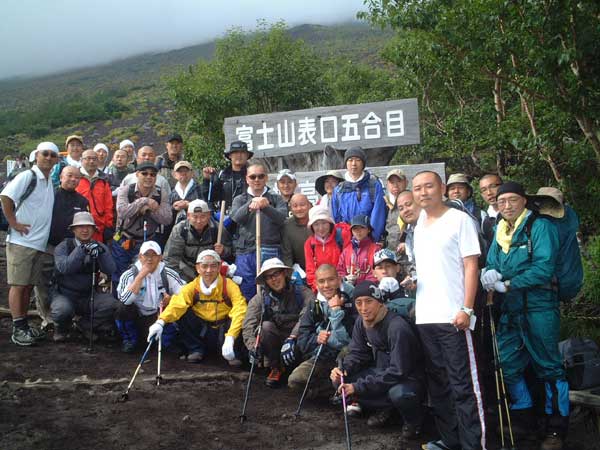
[159,275,247,338]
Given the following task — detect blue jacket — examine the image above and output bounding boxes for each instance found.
[331,171,386,242]
[486,211,559,313]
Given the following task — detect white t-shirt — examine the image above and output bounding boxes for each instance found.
[487,205,499,219]
[414,207,480,324]
[1,166,55,251]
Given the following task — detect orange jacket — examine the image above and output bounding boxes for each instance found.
[76,176,114,242]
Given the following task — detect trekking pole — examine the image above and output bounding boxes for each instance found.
[143,219,148,242]
[240,215,263,424]
[119,337,155,402]
[216,200,226,245]
[294,320,332,417]
[86,256,97,353]
[339,366,352,450]
[487,291,516,450]
[156,303,163,387]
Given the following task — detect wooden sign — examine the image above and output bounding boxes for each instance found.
[224,99,420,158]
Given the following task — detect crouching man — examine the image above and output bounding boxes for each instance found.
[50,212,118,342]
[147,250,247,365]
[330,281,425,438]
[242,258,314,387]
[116,241,184,352]
[289,264,355,399]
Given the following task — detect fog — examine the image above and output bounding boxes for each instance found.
[0,0,366,80]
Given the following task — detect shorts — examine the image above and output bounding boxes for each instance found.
[6,242,43,286]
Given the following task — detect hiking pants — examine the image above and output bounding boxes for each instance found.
[177,309,244,359]
[50,289,119,332]
[418,323,486,450]
[258,320,287,368]
[114,303,177,348]
[111,236,142,294]
[288,356,334,397]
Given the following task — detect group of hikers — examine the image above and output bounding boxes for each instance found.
[0,134,583,450]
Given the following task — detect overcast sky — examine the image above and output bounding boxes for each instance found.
[0,0,367,80]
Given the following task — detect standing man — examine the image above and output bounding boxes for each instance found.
[446,173,488,230]
[121,146,172,197]
[0,142,58,345]
[276,169,298,214]
[478,174,503,243]
[230,162,288,300]
[77,149,113,243]
[331,146,386,243]
[383,169,407,253]
[483,182,567,450]
[156,133,184,189]
[112,162,172,288]
[201,140,252,212]
[281,193,312,270]
[412,171,485,450]
[50,135,84,187]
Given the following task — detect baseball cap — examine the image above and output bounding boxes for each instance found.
[350,214,371,229]
[277,169,296,182]
[374,248,398,267]
[65,135,83,147]
[174,160,193,171]
[135,161,158,172]
[166,133,183,143]
[187,199,210,213]
[139,241,162,256]
[386,169,406,181]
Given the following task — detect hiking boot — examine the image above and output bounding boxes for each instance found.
[540,432,564,450]
[401,422,422,440]
[421,440,457,450]
[28,326,46,341]
[367,408,394,428]
[121,340,137,353]
[187,351,204,363]
[11,327,36,346]
[265,367,283,388]
[346,401,362,417]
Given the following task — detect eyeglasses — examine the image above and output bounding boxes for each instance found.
[248,174,266,180]
[480,183,501,194]
[264,269,284,280]
[40,150,58,158]
[139,171,157,177]
[231,142,247,150]
[497,197,523,207]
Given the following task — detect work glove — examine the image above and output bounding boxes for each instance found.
[147,319,165,342]
[221,335,235,361]
[480,269,502,290]
[280,337,296,367]
[493,281,507,293]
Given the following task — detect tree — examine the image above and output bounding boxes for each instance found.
[169,21,332,168]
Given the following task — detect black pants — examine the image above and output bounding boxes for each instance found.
[418,323,487,450]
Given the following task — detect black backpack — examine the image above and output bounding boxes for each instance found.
[0,170,37,232]
[558,337,600,390]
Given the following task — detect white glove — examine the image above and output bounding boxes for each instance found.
[221,335,235,361]
[493,281,507,293]
[379,277,400,294]
[480,269,502,290]
[292,264,306,279]
[147,319,165,342]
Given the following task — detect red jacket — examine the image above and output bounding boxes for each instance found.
[304,224,351,292]
[76,175,114,242]
[336,237,380,285]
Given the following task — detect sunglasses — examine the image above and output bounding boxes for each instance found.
[248,173,266,180]
[40,150,58,158]
[231,142,247,150]
[139,171,157,177]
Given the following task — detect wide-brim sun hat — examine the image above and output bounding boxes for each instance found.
[307,205,335,229]
[69,211,97,228]
[255,258,293,284]
[315,170,344,196]
[530,187,565,219]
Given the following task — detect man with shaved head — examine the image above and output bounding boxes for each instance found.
[106,149,132,195]
[121,146,171,197]
[281,193,312,271]
[76,149,113,242]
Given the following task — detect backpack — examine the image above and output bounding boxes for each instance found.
[522,211,583,302]
[558,337,600,390]
[117,184,163,237]
[0,170,37,232]
[193,273,232,308]
[446,199,489,268]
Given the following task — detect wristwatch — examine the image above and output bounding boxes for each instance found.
[460,306,474,317]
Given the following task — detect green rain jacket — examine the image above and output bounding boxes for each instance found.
[486,210,559,313]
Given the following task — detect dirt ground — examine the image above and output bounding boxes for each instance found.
[0,239,597,450]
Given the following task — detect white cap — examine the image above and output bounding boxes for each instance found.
[93,143,109,153]
[36,142,59,154]
[277,169,296,181]
[119,139,135,150]
[196,249,221,264]
[139,241,162,256]
[28,150,37,163]
[187,199,210,213]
